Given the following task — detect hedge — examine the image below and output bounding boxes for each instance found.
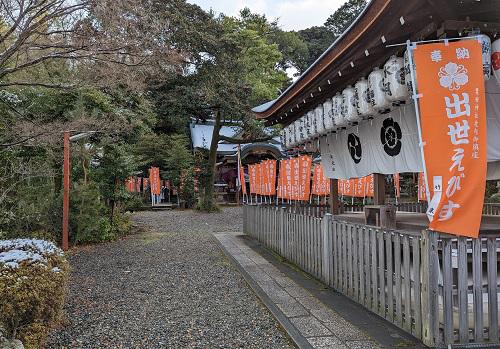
[0,239,69,349]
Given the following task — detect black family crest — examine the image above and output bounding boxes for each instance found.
[380,117,402,156]
[347,133,362,164]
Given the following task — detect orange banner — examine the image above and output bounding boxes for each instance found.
[354,177,365,198]
[256,163,262,195]
[279,159,292,199]
[418,172,427,202]
[267,160,277,196]
[365,175,374,197]
[393,173,401,198]
[125,177,135,192]
[276,157,312,201]
[136,177,142,193]
[149,167,161,195]
[414,39,487,237]
[291,157,300,199]
[249,165,256,194]
[298,156,312,201]
[338,175,374,198]
[312,165,330,196]
[240,166,246,194]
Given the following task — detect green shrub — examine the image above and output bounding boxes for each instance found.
[71,182,114,244]
[75,216,114,244]
[123,195,145,212]
[111,212,132,238]
[0,239,70,349]
[489,193,500,203]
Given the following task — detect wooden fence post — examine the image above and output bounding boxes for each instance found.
[421,230,439,347]
[280,207,285,255]
[322,214,333,285]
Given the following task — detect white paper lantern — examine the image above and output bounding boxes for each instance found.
[342,85,360,123]
[332,93,347,127]
[298,117,306,143]
[280,128,286,148]
[478,34,492,80]
[322,99,334,131]
[384,55,408,103]
[355,78,374,118]
[315,105,325,136]
[293,120,301,145]
[288,123,296,147]
[403,50,414,95]
[302,112,310,140]
[368,67,391,113]
[493,38,500,86]
[310,110,319,138]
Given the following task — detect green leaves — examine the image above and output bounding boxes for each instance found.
[325,0,368,36]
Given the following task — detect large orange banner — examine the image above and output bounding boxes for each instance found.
[312,165,330,196]
[414,39,487,238]
[149,167,161,195]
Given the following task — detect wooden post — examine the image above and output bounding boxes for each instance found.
[322,213,332,285]
[420,230,439,347]
[329,178,339,215]
[62,131,70,251]
[373,173,386,205]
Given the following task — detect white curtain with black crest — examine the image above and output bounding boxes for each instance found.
[320,104,423,179]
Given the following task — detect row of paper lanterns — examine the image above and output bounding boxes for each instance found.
[281,34,499,149]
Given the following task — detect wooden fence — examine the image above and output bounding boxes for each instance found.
[244,204,500,348]
[484,203,500,216]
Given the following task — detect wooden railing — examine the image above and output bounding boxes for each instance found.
[484,203,500,216]
[259,201,495,218]
[244,204,500,348]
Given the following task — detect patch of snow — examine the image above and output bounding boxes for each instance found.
[0,239,63,269]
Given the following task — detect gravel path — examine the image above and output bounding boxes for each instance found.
[46,207,294,349]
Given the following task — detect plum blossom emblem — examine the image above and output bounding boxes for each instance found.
[438,62,468,91]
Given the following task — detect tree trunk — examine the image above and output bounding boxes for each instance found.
[200,110,222,211]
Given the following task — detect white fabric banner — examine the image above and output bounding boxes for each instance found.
[320,104,423,179]
[320,80,500,180]
[486,78,500,162]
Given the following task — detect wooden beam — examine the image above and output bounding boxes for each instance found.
[374,173,386,205]
[330,178,340,215]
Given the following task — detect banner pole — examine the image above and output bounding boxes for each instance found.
[407,40,432,208]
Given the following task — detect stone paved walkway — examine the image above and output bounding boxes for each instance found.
[215,232,381,349]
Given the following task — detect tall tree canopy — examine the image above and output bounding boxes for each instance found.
[324,0,368,36]
[294,0,367,73]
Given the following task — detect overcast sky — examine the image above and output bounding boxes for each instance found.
[188,0,346,31]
